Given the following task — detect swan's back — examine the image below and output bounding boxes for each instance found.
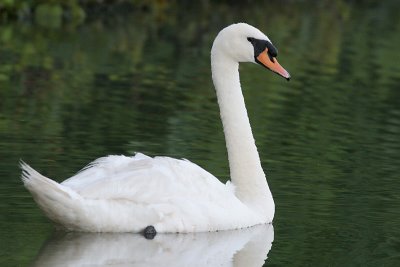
[62,153,231,203]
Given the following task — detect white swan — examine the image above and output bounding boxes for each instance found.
[21,23,290,233]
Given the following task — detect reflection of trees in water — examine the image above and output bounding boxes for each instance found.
[1,0,398,163]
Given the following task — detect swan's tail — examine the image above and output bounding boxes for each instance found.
[20,161,81,229]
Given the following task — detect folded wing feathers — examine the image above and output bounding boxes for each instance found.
[21,154,234,211]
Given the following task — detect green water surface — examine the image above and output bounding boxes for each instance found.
[1,1,400,266]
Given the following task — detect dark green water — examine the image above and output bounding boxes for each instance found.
[1,1,400,266]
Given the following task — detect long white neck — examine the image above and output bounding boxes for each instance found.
[211,50,274,216]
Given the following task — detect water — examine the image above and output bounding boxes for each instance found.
[1,1,400,266]
[26,224,274,266]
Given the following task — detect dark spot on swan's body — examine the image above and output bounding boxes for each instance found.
[143,225,157,239]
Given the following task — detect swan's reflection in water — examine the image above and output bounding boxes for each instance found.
[31,224,274,267]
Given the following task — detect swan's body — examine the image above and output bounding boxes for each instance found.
[21,23,290,233]
[22,154,266,232]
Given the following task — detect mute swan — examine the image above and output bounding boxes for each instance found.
[21,23,290,233]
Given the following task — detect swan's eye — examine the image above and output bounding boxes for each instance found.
[247,37,278,61]
[267,50,275,63]
[265,42,278,58]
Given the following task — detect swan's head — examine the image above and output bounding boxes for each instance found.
[212,23,290,80]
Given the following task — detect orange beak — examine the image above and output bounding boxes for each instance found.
[257,48,291,80]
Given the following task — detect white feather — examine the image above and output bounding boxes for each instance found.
[21,154,262,232]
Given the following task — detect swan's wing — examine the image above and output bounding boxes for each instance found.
[61,153,233,203]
